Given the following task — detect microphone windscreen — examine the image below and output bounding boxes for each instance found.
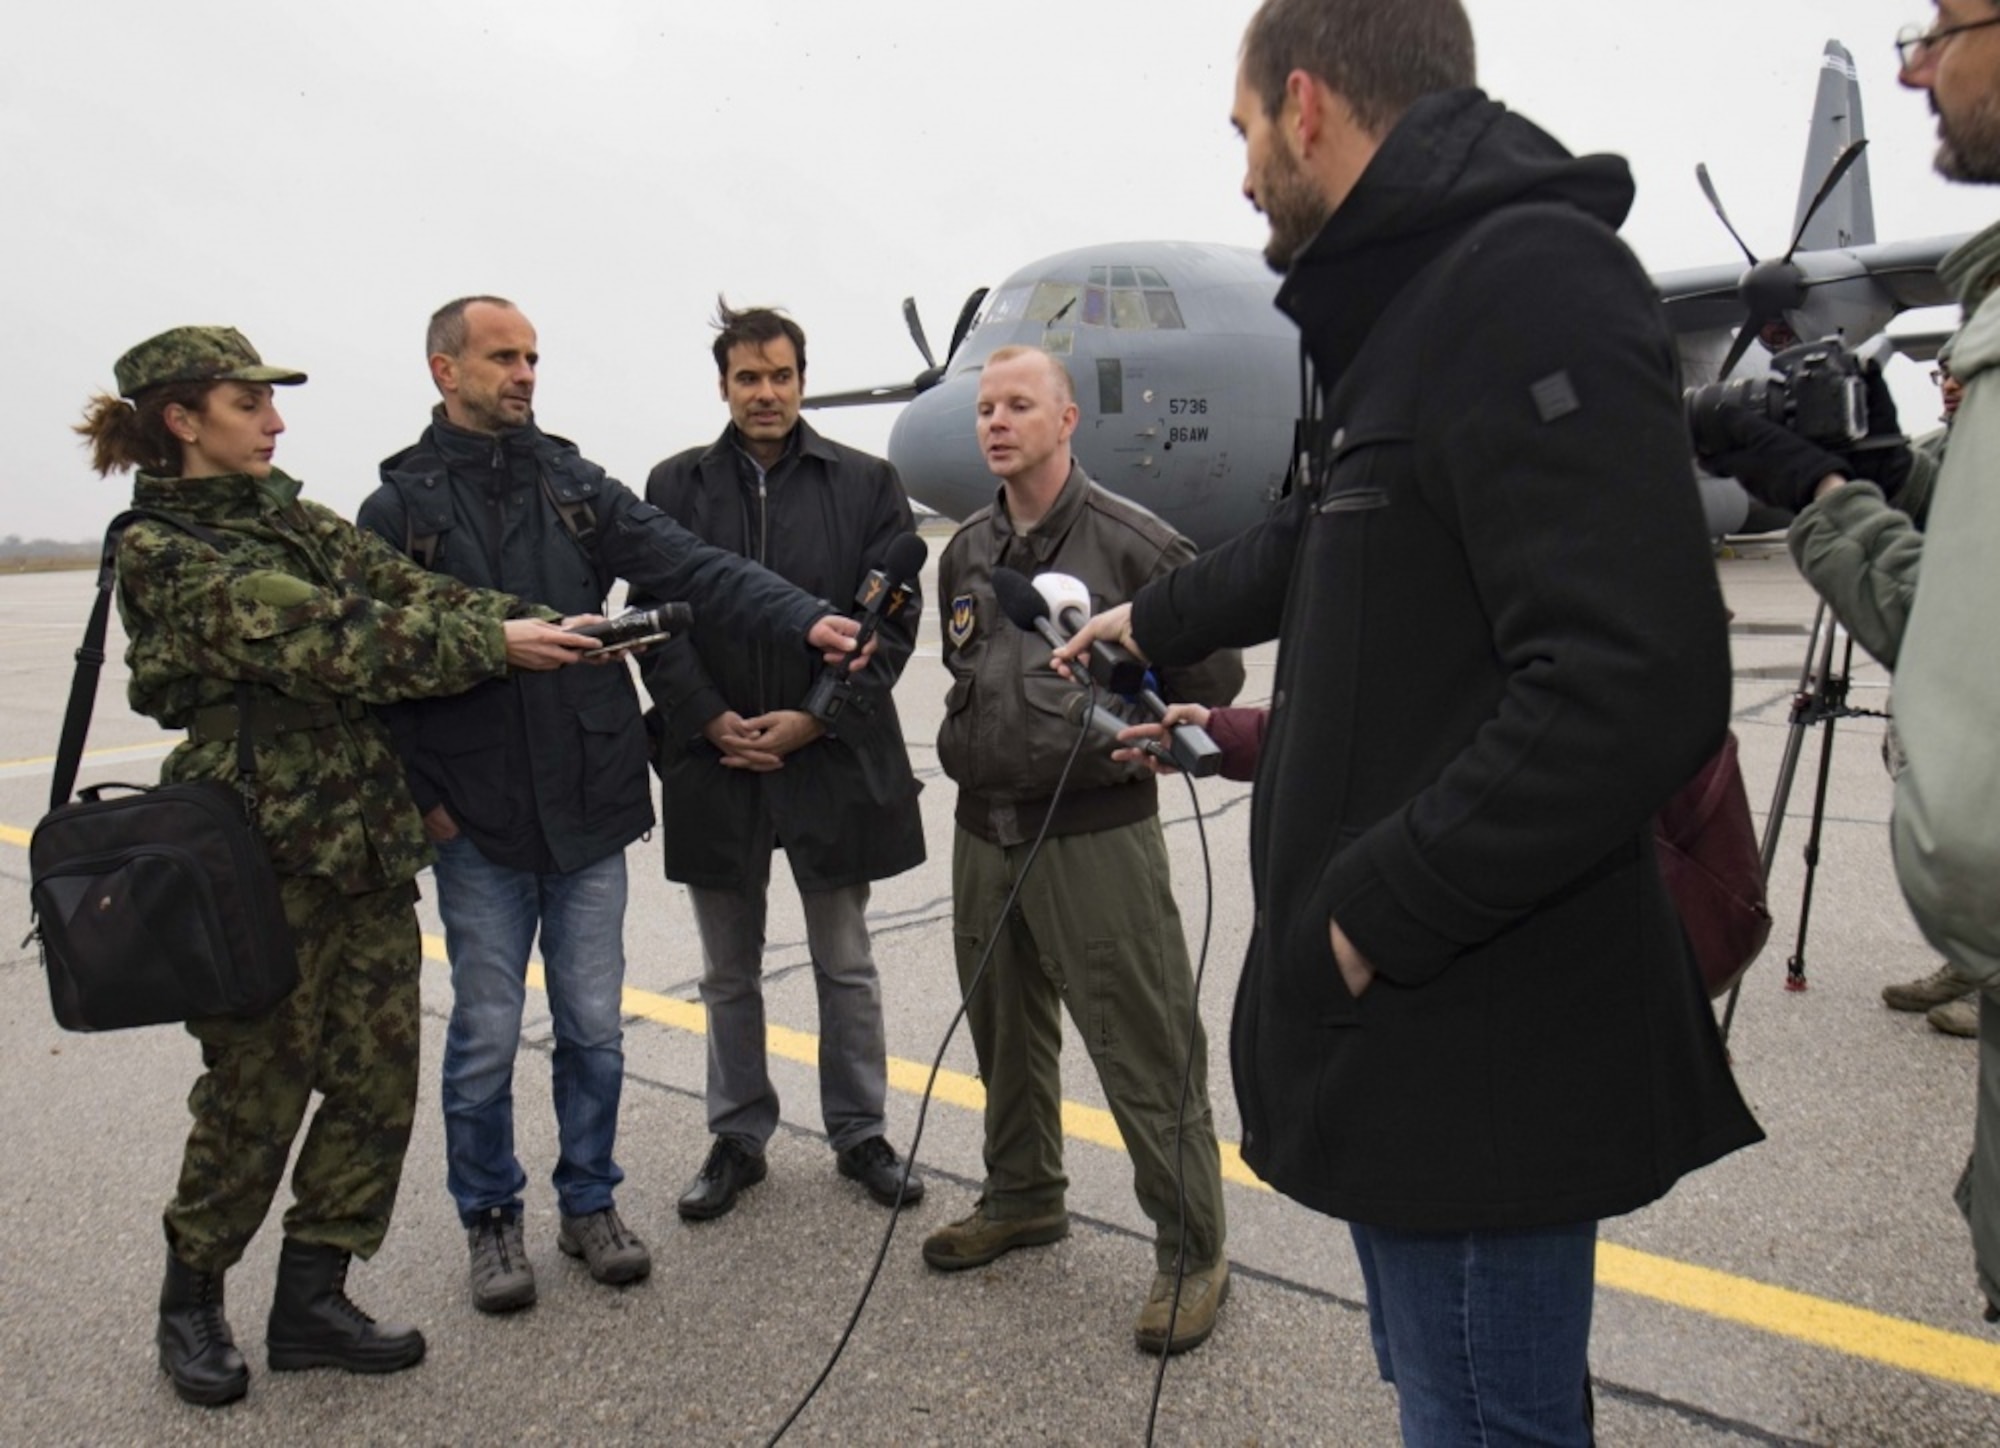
[990,566,1051,633]
[1031,571,1093,623]
[883,532,928,582]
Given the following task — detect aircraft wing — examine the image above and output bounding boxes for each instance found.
[1654,262,1753,335]
[1833,235,1968,311]
[1883,327,1956,363]
[1653,234,1967,341]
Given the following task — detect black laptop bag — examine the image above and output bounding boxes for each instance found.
[27,510,298,1031]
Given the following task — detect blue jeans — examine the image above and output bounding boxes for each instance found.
[1349,1220,1598,1447]
[434,835,628,1225]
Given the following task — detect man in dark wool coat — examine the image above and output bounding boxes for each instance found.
[1058,1,1764,1441]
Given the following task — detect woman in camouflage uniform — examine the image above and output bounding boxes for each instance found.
[76,326,595,1407]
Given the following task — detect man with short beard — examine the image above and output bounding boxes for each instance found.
[1060,0,1761,1438]
[1695,3,2000,1326]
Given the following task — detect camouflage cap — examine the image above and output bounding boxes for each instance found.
[114,326,307,400]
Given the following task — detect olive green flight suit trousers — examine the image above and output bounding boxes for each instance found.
[951,817,1226,1272]
[164,876,421,1271]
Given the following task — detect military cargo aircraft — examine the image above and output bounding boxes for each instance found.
[808,41,1967,550]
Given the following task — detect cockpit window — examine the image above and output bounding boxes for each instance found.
[1026,282,1082,323]
[1024,269,1186,333]
[983,285,1032,326]
[1145,291,1185,329]
[1110,289,1150,330]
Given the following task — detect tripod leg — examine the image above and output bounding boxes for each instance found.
[1783,633,1855,992]
[1723,603,1837,1040]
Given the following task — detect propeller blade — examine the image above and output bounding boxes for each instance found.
[1782,139,1869,262]
[1696,163,1759,267]
[945,287,990,365]
[1715,324,1761,383]
[802,381,923,410]
[902,297,937,370]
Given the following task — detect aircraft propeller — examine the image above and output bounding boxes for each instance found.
[805,287,991,410]
[1698,139,1871,381]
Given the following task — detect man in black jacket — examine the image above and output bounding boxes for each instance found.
[1060,1,1761,1438]
[636,303,926,1221]
[358,296,865,1316]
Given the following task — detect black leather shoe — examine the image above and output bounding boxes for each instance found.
[266,1240,426,1375]
[837,1136,925,1208]
[158,1250,249,1406]
[677,1137,767,1221]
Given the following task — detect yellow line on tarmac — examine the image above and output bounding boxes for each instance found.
[413,930,2000,1396]
[416,932,1265,1189]
[1,823,29,848]
[1596,1245,2000,1396]
[0,741,171,772]
[11,869,2000,1397]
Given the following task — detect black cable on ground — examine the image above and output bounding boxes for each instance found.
[765,688,1100,1445]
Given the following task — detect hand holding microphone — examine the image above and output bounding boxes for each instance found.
[992,567,1221,777]
[1034,572,1220,777]
[803,532,928,725]
[1107,701,1214,776]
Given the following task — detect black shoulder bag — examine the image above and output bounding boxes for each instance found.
[26,510,299,1031]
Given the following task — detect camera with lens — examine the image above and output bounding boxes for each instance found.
[1685,337,1869,457]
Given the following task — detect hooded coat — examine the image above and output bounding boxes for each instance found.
[1132,90,1762,1230]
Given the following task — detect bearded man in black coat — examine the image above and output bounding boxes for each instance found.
[1058,1,1762,1441]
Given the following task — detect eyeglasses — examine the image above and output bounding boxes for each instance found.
[1931,367,1953,384]
[1896,15,2000,72]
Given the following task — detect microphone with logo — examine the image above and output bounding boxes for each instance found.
[567,602,693,654]
[802,531,929,726]
[1030,571,1223,778]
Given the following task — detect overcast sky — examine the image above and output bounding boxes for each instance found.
[4,0,1991,543]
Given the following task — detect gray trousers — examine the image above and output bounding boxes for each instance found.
[688,871,888,1154]
[951,818,1227,1272]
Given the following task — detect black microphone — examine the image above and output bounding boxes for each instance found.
[803,532,928,725]
[991,566,1071,654]
[568,602,693,650]
[1125,682,1222,778]
[1061,690,1174,768]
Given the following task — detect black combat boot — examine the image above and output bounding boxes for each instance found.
[266,1239,426,1375]
[157,1250,249,1406]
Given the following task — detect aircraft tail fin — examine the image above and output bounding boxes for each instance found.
[1792,40,1875,249]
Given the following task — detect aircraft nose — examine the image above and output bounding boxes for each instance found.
[889,371,990,522]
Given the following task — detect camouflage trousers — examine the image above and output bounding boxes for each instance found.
[164,875,422,1272]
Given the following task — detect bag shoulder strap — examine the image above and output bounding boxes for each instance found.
[51,510,255,814]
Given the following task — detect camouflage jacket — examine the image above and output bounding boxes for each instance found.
[117,470,520,892]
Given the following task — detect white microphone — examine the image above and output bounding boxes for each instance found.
[1030,572,1146,693]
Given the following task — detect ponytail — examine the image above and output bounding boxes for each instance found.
[72,380,214,477]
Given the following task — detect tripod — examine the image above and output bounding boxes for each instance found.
[1719,600,1889,1041]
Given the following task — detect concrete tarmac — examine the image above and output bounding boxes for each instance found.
[2,534,1998,1446]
